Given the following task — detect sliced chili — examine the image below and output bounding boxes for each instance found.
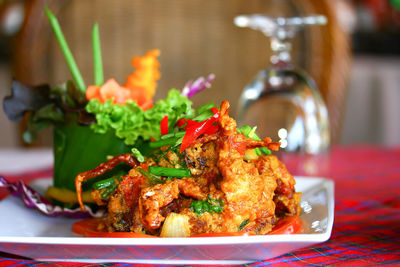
[180,112,220,152]
[160,115,169,135]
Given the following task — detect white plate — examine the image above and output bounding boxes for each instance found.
[0,176,334,264]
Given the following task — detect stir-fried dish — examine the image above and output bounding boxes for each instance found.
[75,101,301,237]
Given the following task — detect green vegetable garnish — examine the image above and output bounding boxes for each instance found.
[149,136,183,148]
[160,131,185,140]
[238,219,250,231]
[148,166,191,178]
[131,148,145,162]
[191,196,224,215]
[193,102,215,121]
[237,125,271,155]
[138,168,164,185]
[44,7,86,93]
[92,22,104,86]
[100,182,118,199]
[86,90,193,145]
[196,102,215,115]
[93,177,116,190]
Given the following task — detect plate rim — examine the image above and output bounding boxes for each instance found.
[0,176,334,246]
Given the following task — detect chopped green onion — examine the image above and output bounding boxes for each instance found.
[193,110,214,122]
[138,168,164,185]
[155,141,183,163]
[160,131,185,140]
[238,219,250,231]
[160,133,175,140]
[237,125,252,136]
[238,125,259,140]
[259,147,271,155]
[92,22,104,86]
[197,102,215,115]
[131,148,145,162]
[191,196,224,215]
[193,102,215,121]
[44,7,86,93]
[100,182,117,199]
[93,177,116,190]
[150,136,183,148]
[237,125,271,155]
[248,126,257,139]
[149,166,191,178]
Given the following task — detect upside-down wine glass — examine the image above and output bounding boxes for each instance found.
[235,14,330,176]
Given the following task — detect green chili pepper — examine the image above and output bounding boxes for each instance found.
[148,166,191,178]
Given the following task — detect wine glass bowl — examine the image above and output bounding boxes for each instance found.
[235,14,330,176]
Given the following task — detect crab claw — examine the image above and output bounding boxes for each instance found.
[75,153,138,210]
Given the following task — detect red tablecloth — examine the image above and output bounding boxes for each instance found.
[0,145,399,266]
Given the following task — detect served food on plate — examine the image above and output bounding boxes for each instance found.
[2,8,302,237]
[74,100,302,237]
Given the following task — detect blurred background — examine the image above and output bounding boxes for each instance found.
[0,0,399,148]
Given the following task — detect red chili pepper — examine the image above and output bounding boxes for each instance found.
[180,112,220,152]
[184,119,200,129]
[211,107,219,114]
[176,118,201,130]
[150,137,156,142]
[176,118,187,128]
[204,124,219,135]
[160,115,169,135]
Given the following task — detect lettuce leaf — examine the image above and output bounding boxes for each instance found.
[86,89,194,145]
[3,80,88,143]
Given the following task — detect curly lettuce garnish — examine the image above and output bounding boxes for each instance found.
[86,89,194,145]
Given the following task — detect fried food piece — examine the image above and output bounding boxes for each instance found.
[216,101,279,233]
[139,178,206,229]
[76,101,301,236]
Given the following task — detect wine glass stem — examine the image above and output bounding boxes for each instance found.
[269,37,292,69]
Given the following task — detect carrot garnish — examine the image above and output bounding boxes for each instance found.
[85,50,160,110]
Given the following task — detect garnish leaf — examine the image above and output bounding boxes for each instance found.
[191,196,224,215]
[3,80,88,143]
[23,103,64,143]
[3,80,51,122]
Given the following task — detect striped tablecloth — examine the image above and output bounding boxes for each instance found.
[0,145,399,266]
